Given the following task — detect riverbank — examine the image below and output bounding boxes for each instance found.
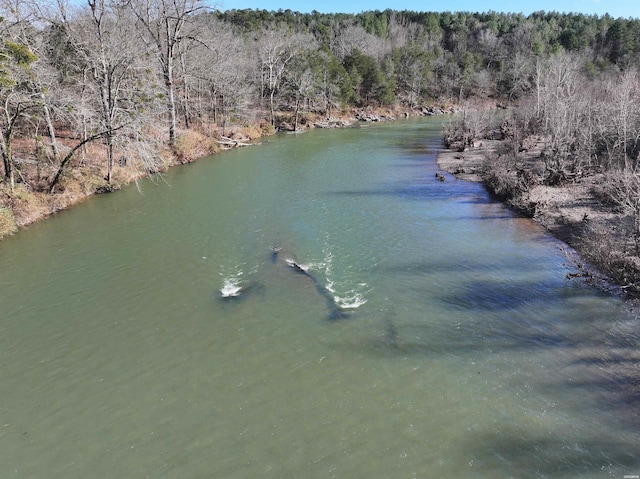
[0,105,456,241]
[437,132,635,298]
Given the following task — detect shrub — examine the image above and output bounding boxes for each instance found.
[481,151,540,215]
[6,185,49,227]
[581,220,640,296]
[481,152,521,200]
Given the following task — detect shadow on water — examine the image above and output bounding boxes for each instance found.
[367,295,640,432]
[330,147,485,202]
[392,149,438,161]
[330,170,486,202]
[350,302,640,472]
[459,431,640,476]
[437,279,559,312]
[358,321,572,359]
[560,336,640,430]
[362,283,632,353]
[332,240,640,433]
[331,183,463,202]
[455,195,500,205]
[284,258,351,321]
[266,244,352,321]
[391,161,438,169]
[432,214,512,222]
[573,355,640,366]
[562,373,640,425]
[382,145,435,157]
[336,315,640,469]
[378,255,558,277]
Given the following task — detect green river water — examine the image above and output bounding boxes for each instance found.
[1,118,639,478]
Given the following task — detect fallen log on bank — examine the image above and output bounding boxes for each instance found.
[216,136,256,148]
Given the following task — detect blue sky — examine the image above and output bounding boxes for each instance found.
[218,0,640,19]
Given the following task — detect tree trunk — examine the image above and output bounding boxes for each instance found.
[0,128,15,192]
[269,88,276,126]
[43,103,60,159]
[49,128,119,193]
[294,95,300,131]
[106,133,114,184]
[180,51,190,129]
[0,129,11,181]
[165,70,177,145]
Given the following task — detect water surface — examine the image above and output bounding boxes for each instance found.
[1,119,639,478]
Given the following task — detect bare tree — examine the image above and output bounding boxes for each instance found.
[49,0,159,189]
[285,53,315,130]
[188,17,252,133]
[0,2,43,190]
[328,20,369,60]
[594,70,640,256]
[0,0,63,163]
[537,52,584,183]
[124,0,209,146]
[608,70,640,169]
[257,26,297,126]
[331,21,389,62]
[603,170,640,256]
[393,45,430,106]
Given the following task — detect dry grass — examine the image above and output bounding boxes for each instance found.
[5,184,51,227]
[0,206,16,237]
[240,123,271,139]
[174,130,213,163]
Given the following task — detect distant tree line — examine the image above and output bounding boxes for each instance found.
[216,8,640,102]
[2,1,640,198]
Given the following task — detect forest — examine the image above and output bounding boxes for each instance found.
[2,0,640,276]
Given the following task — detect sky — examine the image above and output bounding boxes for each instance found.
[217,0,640,19]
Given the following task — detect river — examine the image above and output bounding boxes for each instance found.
[1,118,639,478]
